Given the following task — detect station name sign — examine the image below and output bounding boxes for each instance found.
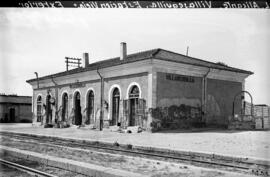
[166,74,195,83]
[69,82,85,88]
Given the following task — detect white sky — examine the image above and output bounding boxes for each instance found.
[0,9,269,105]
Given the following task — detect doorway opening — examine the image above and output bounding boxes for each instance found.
[128,85,139,126]
[86,90,94,125]
[74,92,82,125]
[111,88,120,126]
[46,94,52,124]
[9,108,15,122]
[62,93,68,121]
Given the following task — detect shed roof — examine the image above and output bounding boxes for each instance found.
[0,95,32,104]
[26,48,253,83]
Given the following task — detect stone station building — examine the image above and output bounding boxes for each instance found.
[26,43,253,131]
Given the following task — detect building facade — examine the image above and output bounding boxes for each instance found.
[26,43,253,131]
[0,94,32,123]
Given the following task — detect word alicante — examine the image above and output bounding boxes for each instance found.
[223,1,269,8]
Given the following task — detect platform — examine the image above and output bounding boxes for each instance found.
[0,123,269,161]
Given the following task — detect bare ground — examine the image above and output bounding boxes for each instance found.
[0,136,257,177]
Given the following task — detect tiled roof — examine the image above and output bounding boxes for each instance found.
[26,48,253,83]
[154,49,253,75]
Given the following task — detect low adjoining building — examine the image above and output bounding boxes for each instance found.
[26,43,253,131]
[0,94,32,123]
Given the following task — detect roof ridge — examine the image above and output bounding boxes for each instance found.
[26,47,253,83]
[125,48,160,58]
[89,48,160,65]
[151,48,161,57]
[157,48,253,74]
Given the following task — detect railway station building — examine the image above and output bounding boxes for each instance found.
[0,94,32,123]
[26,43,253,131]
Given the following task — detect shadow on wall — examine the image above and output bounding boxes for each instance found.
[149,104,203,132]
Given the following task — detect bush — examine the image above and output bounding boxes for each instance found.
[127,144,133,149]
[44,124,53,128]
[150,119,162,132]
[113,141,120,147]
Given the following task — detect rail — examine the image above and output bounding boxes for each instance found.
[0,158,58,177]
[0,131,269,176]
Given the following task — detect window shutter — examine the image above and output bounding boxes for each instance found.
[123,99,129,127]
[123,99,129,116]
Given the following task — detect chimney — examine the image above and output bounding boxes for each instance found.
[82,53,89,67]
[120,42,127,60]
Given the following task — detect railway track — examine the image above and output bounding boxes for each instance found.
[0,158,58,177]
[0,131,269,176]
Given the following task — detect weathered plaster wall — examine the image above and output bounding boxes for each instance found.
[156,72,202,108]
[150,72,203,130]
[0,104,32,123]
[58,82,101,126]
[32,73,149,128]
[206,78,242,126]
[33,89,56,124]
[104,73,148,128]
[0,104,19,122]
[18,105,32,121]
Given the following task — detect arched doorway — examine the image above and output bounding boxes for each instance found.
[46,94,52,124]
[37,96,42,122]
[129,85,139,126]
[111,88,120,126]
[62,93,68,121]
[86,90,94,125]
[74,92,82,125]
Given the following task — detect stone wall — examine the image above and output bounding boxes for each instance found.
[156,72,202,107]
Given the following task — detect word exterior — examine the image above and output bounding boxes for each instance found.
[18,1,63,8]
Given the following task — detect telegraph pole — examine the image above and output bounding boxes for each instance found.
[65,57,82,71]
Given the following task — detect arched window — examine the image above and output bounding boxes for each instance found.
[129,85,139,98]
[111,88,120,126]
[86,90,94,125]
[62,93,68,121]
[37,96,42,122]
